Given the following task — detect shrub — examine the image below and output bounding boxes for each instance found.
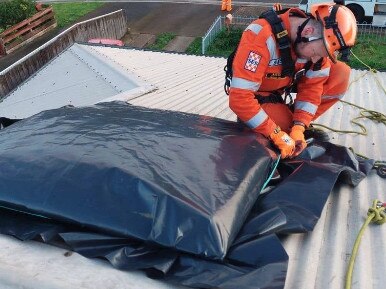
[206,28,243,57]
[0,0,37,31]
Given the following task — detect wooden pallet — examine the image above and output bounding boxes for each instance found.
[0,7,57,56]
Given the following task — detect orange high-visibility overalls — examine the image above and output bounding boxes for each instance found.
[221,0,232,11]
[228,8,350,136]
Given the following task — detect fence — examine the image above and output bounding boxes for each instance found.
[202,15,254,54]
[0,7,56,56]
[0,10,127,98]
[202,16,386,55]
[357,24,386,43]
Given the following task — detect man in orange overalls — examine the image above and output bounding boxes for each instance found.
[221,0,232,12]
[228,3,357,158]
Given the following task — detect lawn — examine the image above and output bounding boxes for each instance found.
[148,32,176,50]
[186,28,386,71]
[52,2,106,29]
[350,36,386,71]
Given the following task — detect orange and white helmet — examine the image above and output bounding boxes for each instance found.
[311,3,357,62]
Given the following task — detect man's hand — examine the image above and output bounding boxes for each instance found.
[290,124,307,157]
[269,126,295,158]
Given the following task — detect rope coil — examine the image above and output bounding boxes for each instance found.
[345,200,386,289]
[312,51,386,135]
[312,100,386,136]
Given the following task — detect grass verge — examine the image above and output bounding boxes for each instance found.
[148,32,176,50]
[52,2,106,29]
[185,37,202,55]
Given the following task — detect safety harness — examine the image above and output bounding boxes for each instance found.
[262,9,295,77]
[224,9,317,103]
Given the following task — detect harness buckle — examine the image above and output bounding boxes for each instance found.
[293,68,306,81]
[284,92,294,106]
[283,68,306,105]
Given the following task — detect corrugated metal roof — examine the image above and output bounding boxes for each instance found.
[283,68,386,289]
[0,44,385,289]
[0,44,154,119]
[85,45,234,119]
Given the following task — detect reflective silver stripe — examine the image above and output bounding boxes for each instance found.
[296,58,308,64]
[245,23,263,35]
[295,101,318,115]
[305,67,330,78]
[322,93,344,100]
[230,77,260,91]
[243,28,279,66]
[245,109,268,129]
[266,36,278,60]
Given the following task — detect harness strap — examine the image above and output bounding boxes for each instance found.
[260,10,295,77]
[255,93,284,104]
[295,18,312,44]
[224,49,237,95]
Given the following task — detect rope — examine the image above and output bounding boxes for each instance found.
[345,200,386,289]
[312,101,386,135]
[351,51,386,95]
[312,51,386,135]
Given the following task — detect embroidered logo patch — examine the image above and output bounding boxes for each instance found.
[244,51,261,72]
[281,134,294,145]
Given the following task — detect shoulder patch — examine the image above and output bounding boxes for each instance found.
[244,51,261,72]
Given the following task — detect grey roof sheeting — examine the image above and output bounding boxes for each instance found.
[0,44,385,289]
[0,44,155,119]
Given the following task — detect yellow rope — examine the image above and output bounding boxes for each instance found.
[350,51,386,95]
[345,200,386,289]
[312,53,386,135]
[312,101,386,135]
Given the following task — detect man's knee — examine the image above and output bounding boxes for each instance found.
[325,60,351,95]
[335,61,351,87]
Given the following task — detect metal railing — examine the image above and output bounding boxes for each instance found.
[357,24,386,44]
[202,17,386,55]
[202,16,221,55]
[202,15,255,54]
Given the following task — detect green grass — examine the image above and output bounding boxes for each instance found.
[350,36,386,71]
[185,37,202,55]
[148,32,176,50]
[186,28,386,71]
[52,2,105,29]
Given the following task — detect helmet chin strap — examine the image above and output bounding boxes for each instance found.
[295,17,322,45]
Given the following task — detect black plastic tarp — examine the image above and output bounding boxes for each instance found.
[0,102,374,289]
[0,102,274,260]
